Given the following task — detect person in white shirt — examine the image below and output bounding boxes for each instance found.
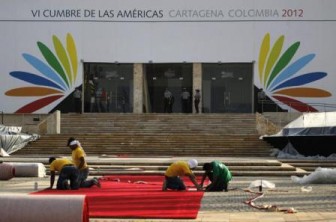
[164,88,173,113]
[181,88,190,113]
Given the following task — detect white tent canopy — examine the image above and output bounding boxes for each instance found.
[273,112,336,137]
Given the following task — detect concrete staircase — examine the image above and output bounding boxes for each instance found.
[84,159,307,177]
[1,156,307,177]
[15,113,272,157]
[279,159,336,174]
[8,113,312,176]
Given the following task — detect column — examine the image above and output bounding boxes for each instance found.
[133,63,143,113]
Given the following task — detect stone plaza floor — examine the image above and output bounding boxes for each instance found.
[1,174,336,222]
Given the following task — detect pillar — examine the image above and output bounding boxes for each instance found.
[133,63,143,113]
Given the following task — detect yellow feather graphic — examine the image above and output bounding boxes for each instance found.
[53,35,72,84]
[67,34,78,83]
[263,35,284,86]
[258,33,270,85]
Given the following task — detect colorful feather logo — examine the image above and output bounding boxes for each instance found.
[5,33,78,113]
[258,33,331,112]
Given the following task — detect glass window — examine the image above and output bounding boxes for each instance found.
[202,63,253,113]
[84,63,133,113]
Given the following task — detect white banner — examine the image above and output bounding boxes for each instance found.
[1,0,336,113]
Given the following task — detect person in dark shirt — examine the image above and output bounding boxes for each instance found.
[194,89,201,113]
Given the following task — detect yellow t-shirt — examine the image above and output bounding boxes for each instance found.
[49,158,73,172]
[165,161,192,177]
[72,146,88,170]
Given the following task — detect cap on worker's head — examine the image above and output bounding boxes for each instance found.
[67,137,76,146]
[69,140,79,146]
[188,159,198,169]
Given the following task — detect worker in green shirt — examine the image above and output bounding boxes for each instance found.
[200,161,232,192]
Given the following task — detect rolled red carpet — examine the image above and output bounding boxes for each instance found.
[0,194,88,222]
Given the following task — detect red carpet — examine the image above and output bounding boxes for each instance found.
[32,175,205,219]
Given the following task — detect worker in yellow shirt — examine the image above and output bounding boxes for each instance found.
[162,159,202,191]
[67,137,100,188]
[48,157,79,190]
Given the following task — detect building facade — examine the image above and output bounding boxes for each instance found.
[1,0,336,114]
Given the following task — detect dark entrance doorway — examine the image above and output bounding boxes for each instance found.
[144,63,193,113]
[83,63,133,113]
[202,63,254,113]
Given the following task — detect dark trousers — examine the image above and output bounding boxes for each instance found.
[164,98,169,113]
[182,99,189,113]
[206,172,228,192]
[194,99,200,113]
[57,166,80,190]
[75,98,81,113]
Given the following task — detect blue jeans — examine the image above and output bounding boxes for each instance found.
[165,176,186,190]
[57,166,80,190]
[78,167,95,188]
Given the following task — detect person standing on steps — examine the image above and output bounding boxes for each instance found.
[194,89,201,113]
[163,88,174,113]
[73,87,82,113]
[67,137,101,188]
[181,88,191,113]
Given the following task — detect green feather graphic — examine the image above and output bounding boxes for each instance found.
[266,42,300,88]
[37,42,69,87]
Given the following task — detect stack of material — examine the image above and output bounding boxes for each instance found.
[0,124,39,154]
[0,163,15,180]
[7,162,46,177]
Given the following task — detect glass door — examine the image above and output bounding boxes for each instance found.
[83,63,133,113]
[202,63,253,113]
[144,63,192,113]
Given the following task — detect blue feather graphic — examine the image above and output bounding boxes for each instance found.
[272,72,327,91]
[269,54,315,91]
[22,53,67,91]
[9,71,65,91]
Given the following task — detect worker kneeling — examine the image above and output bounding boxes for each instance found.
[201,161,232,192]
[48,157,80,190]
[162,159,202,191]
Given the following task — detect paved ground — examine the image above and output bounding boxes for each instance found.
[1,158,336,222]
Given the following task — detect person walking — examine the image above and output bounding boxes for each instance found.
[48,157,80,190]
[162,159,202,191]
[200,161,232,192]
[67,137,101,188]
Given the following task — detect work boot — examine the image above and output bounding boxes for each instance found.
[93,178,101,188]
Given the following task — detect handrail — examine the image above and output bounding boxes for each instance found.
[258,99,336,113]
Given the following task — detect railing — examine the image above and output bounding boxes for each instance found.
[1,111,3,124]
[259,99,336,113]
[257,99,336,135]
